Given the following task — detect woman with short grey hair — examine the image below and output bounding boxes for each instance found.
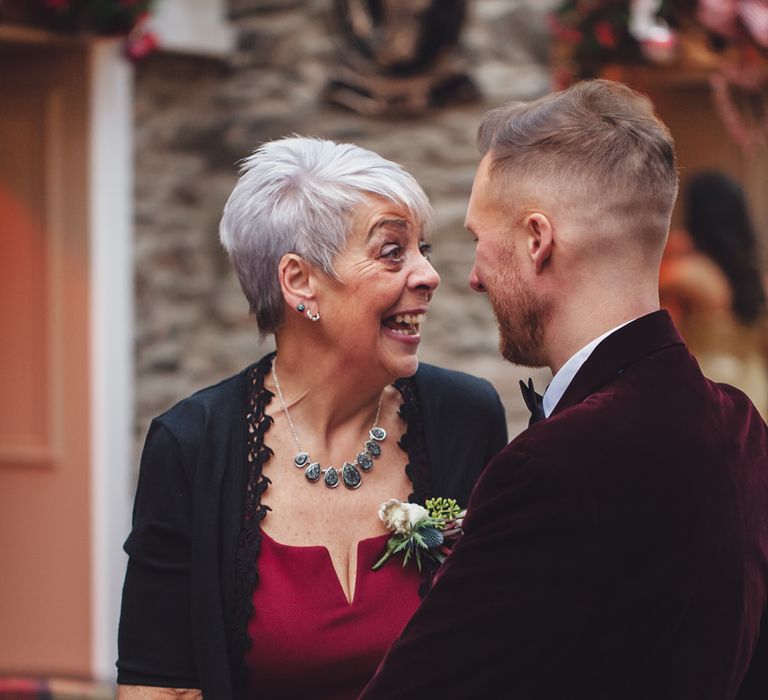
[117,136,507,700]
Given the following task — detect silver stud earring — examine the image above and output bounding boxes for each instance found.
[306,309,320,322]
[296,303,306,312]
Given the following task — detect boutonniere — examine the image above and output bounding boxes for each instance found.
[372,497,466,571]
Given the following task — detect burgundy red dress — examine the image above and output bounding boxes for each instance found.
[245,530,423,699]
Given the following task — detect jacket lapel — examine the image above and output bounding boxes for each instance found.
[550,310,685,417]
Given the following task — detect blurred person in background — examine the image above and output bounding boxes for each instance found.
[116,137,507,700]
[661,171,768,418]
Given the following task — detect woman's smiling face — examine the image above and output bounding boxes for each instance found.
[314,194,440,380]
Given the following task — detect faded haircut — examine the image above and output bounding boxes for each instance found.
[477,79,679,238]
[219,136,432,335]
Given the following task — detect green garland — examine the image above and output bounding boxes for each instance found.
[552,0,693,78]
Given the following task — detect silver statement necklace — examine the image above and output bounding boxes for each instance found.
[271,359,387,490]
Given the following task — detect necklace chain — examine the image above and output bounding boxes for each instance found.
[271,358,386,490]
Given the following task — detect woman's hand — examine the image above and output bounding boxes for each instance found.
[117,686,202,699]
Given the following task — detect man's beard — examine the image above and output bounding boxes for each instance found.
[486,253,549,368]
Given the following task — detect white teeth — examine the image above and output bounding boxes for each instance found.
[387,312,426,329]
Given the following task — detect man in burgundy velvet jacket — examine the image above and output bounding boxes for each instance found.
[360,80,768,699]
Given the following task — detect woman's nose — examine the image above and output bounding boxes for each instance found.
[412,254,440,293]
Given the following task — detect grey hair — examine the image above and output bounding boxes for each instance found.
[219,136,433,335]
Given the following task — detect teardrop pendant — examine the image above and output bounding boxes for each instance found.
[305,462,321,482]
[356,452,373,471]
[324,467,340,489]
[370,426,386,441]
[342,462,362,489]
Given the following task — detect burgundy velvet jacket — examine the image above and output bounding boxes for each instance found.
[360,311,768,699]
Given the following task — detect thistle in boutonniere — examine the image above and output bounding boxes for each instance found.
[372,497,466,571]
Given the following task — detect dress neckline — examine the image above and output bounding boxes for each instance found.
[259,527,390,551]
[258,528,392,606]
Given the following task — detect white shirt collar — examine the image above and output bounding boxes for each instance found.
[542,319,634,417]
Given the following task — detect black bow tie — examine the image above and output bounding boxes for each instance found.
[519,378,545,426]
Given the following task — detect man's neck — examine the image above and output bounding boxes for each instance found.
[542,318,635,417]
[545,297,660,375]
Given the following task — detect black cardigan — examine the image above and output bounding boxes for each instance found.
[116,356,507,698]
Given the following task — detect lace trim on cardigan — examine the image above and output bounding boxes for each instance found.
[232,353,275,672]
[233,359,431,673]
[393,377,436,596]
[393,377,431,505]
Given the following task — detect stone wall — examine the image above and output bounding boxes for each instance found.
[133,0,558,460]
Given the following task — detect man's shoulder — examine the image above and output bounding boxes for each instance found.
[483,352,768,495]
[480,352,680,492]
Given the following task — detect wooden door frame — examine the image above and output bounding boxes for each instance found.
[88,39,134,682]
[0,29,133,680]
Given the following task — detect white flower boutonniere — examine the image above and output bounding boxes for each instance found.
[373,497,466,571]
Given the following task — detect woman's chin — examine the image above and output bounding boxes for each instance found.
[378,328,421,376]
[382,352,420,380]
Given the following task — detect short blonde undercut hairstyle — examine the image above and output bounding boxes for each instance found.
[478,79,679,237]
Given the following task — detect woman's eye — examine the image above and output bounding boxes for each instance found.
[380,244,404,260]
[419,243,433,260]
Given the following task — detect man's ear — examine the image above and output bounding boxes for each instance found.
[278,253,316,308]
[526,212,554,274]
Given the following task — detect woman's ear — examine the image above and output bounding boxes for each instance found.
[526,212,554,275]
[278,253,316,309]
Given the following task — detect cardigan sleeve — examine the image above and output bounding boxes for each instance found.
[413,365,508,505]
[116,418,200,689]
[483,383,508,466]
